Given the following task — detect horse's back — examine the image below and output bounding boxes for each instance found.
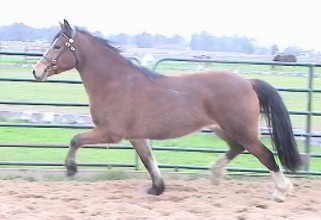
[160,70,260,127]
[273,54,296,62]
[174,70,254,95]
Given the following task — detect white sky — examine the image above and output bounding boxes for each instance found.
[1,0,321,51]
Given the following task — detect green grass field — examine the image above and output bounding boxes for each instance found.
[1,126,320,173]
[0,60,320,173]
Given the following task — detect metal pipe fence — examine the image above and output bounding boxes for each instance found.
[0,52,320,175]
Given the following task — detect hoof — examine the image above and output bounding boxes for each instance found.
[147,181,165,196]
[66,162,78,177]
[211,177,221,185]
[273,190,286,202]
[273,179,293,202]
[211,163,225,186]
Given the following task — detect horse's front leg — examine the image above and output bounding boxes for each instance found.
[65,127,112,176]
[130,139,165,195]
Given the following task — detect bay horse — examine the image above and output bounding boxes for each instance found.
[192,54,211,70]
[271,54,297,70]
[32,20,302,202]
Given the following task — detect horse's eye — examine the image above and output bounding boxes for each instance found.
[53,45,61,49]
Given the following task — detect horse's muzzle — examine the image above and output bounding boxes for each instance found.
[32,69,48,81]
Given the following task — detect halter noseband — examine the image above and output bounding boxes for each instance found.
[43,30,78,73]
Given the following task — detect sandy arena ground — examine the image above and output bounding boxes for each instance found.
[0,176,320,220]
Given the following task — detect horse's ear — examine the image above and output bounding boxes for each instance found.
[62,19,73,37]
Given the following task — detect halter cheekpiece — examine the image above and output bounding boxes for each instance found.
[44,30,78,73]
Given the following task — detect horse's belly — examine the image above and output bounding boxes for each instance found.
[127,113,211,140]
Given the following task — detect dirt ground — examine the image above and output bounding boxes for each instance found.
[0,177,320,220]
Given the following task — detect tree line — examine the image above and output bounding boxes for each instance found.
[0,23,309,55]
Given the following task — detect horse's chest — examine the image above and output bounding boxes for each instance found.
[89,100,128,127]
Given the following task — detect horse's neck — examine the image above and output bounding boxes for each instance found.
[75,43,138,97]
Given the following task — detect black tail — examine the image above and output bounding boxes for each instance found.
[251,79,302,172]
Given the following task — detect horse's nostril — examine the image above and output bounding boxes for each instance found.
[32,70,38,79]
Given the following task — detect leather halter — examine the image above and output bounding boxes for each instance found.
[43,30,78,73]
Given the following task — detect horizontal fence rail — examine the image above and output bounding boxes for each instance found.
[0,51,321,176]
[0,143,320,175]
[154,57,321,67]
[1,143,321,157]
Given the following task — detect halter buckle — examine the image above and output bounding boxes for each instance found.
[46,66,52,72]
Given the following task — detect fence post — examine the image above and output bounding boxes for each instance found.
[24,47,28,64]
[304,65,314,171]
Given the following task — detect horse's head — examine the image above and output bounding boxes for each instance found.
[33,19,78,81]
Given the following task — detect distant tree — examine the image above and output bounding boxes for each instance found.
[271,44,279,55]
[190,34,201,50]
[190,32,214,51]
[284,46,302,55]
[154,34,167,45]
[236,37,255,54]
[189,32,255,53]
[0,23,59,42]
[134,32,186,48]
[135,32,155,48]
[167,34,185,45]
[108,33,130,45]
[255,46,270,54]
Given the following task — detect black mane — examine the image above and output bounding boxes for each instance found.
[75,27,121,54]
[65,28,165,80]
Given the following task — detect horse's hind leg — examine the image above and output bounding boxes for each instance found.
[130,139,165,195]
[211,140,244,185]
[210,126,245,184]
[243,139,293,202]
